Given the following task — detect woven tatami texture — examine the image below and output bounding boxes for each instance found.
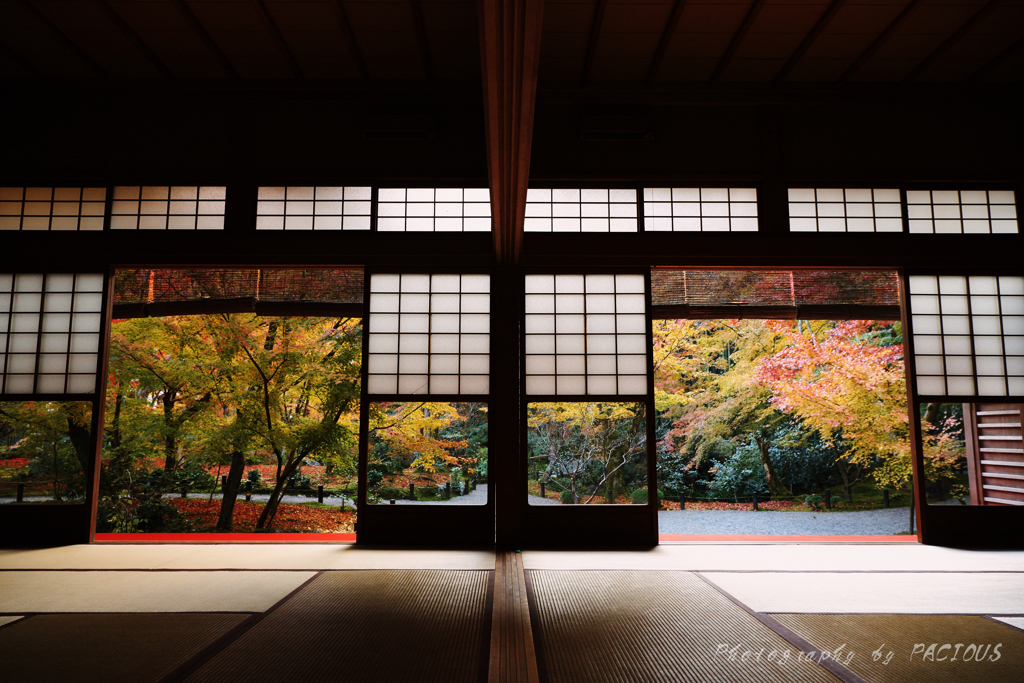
[0,613,248,683]
[528,570,839,683]
[186,569,491,683]
[773,613,1024,683]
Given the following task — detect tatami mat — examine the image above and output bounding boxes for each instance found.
[186,570,491,683]
[0,616,22,628]
[772,614,1024,683]
[703,572,1024,614]
[522,545,1024,572]
[0,613,248,683]
[0,544,494,570]
[529,570,839,683]
[0,571,315,613]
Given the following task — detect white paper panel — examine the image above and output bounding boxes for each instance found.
[644,188,758,232]
[524,273,648,396]
[111,187,225,230]
[787,188,903,233]
[367,274,490,395]
[909,275,1024,397]
[525,188,638,232]
[376,188,491,232]
[0,188,106,231]
[256,187,371,230]
[907,190,1018,234]
[1,273,105,395]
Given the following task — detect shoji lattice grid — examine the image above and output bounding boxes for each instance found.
[256,186,372,230]
[906,190,1018,234]
[525,274,648,396]
[0,273,104,395]
[0,187,106,231]
[367,274,489,395]
[643,188,758,232]
[909,275,1024,397]
[524,189,638,232]
[111,186,226,230]
[376,189,491,232]
[788,188,903,232]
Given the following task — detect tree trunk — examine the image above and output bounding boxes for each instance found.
[66,416,92,474]
[216,451,246,531]
[162,391,178,470]
[755,433,791,498]
[256,457,303,529]
[836,461,854,503]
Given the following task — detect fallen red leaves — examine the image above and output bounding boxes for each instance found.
[167,499,355,533]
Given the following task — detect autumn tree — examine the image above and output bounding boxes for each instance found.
[527,402,646,504]
[211,314,362,529]
[654,319,793,497]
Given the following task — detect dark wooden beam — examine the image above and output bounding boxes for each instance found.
[581,0,609,82]
[174,0,240,79]
[839,0,921,82]
[903,0,1005,82]
[968,33,1024,81]
[92,0,175,78]
[329,0,369,79]
[410,0,434,80]
[774,0,847,82]
[710,0,767,82]
[22,0,107,77]
[479,0,545,266]
[645,0,688,82]
[252,0,305,78]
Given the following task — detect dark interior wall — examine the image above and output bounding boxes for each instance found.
[529,86,1024,182]
[1,83,489,183]
[4,83,1021,185]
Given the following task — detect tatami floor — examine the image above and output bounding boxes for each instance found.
[2,543,1023,682]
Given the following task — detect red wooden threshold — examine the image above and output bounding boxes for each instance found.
[659,534,917,542]
[95,532,356,542]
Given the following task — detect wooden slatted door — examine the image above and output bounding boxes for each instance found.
[965,403,1024,506]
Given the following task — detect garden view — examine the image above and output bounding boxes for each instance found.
[1,307,971,537]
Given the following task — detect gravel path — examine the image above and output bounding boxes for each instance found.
[658,507,913,535]
[388,483,488,506]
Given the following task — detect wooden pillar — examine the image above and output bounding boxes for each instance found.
[479,0,544,548]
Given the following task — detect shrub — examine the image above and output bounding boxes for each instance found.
[375,485,406,501]
[560,489,576,504]
[631,489,648,505]
[804,494,824,511]
[247,469,262,486]
[135,499,192,532]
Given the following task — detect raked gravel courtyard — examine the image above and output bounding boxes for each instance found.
[658,506,913,535]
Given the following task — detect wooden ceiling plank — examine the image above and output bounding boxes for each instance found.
[902,0,1005,82]
[969,33,1024,81]
[710,0,768,82]
[774,0,847,82]
[410,0,435,80]
[21,0,107,77]
[0,40,44,77]
[582,0,609,82]
[92,0,175,78]
[838,0,921,82]
[251,0,305,78]
[479,0,545,265]
[174,0,241,79]
[646,0,688,82]
[329,1,369,80]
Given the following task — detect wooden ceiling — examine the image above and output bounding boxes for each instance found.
[1,0,1021,83]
